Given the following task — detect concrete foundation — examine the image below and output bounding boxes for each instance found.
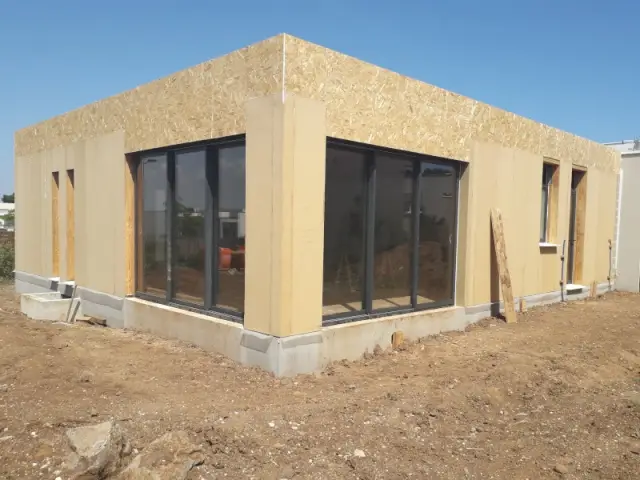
[78,287,125,329]
[20,292,72,322]
[15,271,615,376]
[14,271,59,295]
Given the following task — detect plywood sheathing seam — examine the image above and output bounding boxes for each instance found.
[283,36,619,172]
[15,36,284,156]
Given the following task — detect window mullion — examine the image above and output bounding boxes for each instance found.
[410,161,421,308]
[363,151,376,313]
[209,146,220,308]
[204,146,217,309]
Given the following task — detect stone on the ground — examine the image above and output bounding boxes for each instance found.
[553,463,569,474]
[353,449,366,458]
[622,391,640,407]
[65,421,126,479]
[116,431,204,480]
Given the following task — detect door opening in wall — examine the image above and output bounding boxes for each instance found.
[51,172,60,277]
[66,169,75,280]
[567,169,586,285]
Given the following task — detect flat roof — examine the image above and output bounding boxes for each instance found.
[15,34,619,172]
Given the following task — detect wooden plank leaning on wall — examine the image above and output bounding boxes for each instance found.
[490,208,517,324]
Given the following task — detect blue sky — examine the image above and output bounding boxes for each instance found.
[1,0,638,196]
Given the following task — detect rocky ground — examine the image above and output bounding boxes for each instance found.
[0,283,638,479]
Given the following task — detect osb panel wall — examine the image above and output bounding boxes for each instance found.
[244,94,326,337]
[461,142,617,307]
[284,36,619,173]
[15,132,128,296]
[15,145,74,278]
[15,36,283,156]
[463,143,543,306]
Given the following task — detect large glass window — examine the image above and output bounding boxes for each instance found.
[417,162,457,304]
[322,140,459,322]
[217,145,246,312]
[322,147,366,316]
[174,149,206,304]
[140,154,168,296]
[372,154,413,309]
[136,137,246,319]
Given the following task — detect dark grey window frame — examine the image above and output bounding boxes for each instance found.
[134,134,245,323]
[323,138,460,326]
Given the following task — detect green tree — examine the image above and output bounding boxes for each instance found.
[1,193,14,203]
[2,210,14,227]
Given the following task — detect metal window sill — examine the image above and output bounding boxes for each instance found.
[538,242,558,248]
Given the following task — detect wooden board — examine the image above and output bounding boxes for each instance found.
[490,209,517,324]
[124,156,136,295]
[51,172,60,277]
[574,172,587,283]
[65,170,75,280]
[519,298,527,313]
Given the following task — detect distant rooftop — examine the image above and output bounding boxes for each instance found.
[604,139,640,153]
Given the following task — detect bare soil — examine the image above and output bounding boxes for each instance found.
[0,284,638,479]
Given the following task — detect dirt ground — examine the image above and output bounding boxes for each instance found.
[0,284,638,479]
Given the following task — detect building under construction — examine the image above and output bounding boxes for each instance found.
[14,34,619,375]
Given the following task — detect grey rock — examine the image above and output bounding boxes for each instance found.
[622,391,640,407]
[65,421,126,479]
[116,431,204,480]
[553,463,569,474]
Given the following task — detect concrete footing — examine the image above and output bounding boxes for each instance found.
[20,292,72,322]
[78,287,125,329]
[15,271,614,376]
[15,271,59,295]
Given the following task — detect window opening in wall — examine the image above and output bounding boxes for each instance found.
[135,135,246,320]
[51,172,60,277]
[322,139,459,324]
[540,163,558,243]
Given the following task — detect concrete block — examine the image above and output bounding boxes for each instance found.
[279,332,322,376]
[57,281,76,297]
[77,287,124,329]
[239,330,322,376]
[20,292,72,322]
[14,271,58,294]
[15,279,52,295]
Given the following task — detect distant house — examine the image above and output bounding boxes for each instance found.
[0,203,15,231]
